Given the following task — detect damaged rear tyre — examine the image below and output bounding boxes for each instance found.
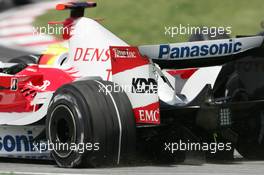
[46,80,136,167]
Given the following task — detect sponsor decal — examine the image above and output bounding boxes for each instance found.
[159,39,242,59]
[0,131,35,152]
[131,78,158,94]
[73,48,110,62]
[73,47,112,80]
[138,109,159,122]
[27,80,51,91]
[112,48,136,58]
[10,78,18,91]
[110,46,150,75]
[133,102,160,124]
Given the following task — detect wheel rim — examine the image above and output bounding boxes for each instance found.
[49,104,77,158]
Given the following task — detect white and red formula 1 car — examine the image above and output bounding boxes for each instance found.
[0,1,264,167]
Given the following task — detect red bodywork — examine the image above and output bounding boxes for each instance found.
[167,69,197,79]
[0,65,75,112]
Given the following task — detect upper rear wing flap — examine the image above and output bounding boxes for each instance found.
[138,36,264,68]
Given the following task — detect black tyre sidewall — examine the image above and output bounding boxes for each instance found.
[46,85,92,167]
[101,81,136,162]
[46,80,136,167]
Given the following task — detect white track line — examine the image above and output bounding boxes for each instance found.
[0,1,66,53]
[0,171,102,175]
[0,25,34,35]
[0,35,56,45]
[0,17,33,27]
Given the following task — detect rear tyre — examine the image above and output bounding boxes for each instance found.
[226,73,264,159]
[46,80,136,167]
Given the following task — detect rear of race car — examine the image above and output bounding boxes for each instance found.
[107,34,264,163]
[2,1,264,168]
[25,2,264,166]
[136,35,264,161]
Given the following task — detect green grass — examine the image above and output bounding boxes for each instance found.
[34,0,264,45]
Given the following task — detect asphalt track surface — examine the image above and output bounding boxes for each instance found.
[1,46,264,175]
[0,46,30,61]
[0,157,264,175]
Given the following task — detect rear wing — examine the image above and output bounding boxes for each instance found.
[138,36,264,69]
